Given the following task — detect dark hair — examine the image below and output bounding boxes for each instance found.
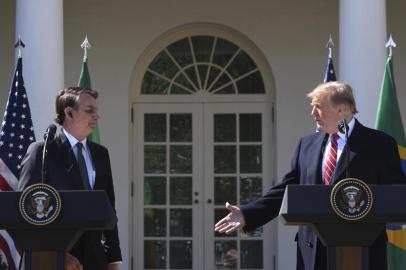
[55,87,98,124]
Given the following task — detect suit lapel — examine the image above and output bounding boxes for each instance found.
[306,132,328,184]
[330,119,364,185]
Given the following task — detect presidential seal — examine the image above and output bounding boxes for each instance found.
[330,178,373,221]
[19,183,61,226]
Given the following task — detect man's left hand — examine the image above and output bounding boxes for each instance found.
[107,263,120,270]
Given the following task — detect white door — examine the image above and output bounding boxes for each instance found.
[132,102,274,270]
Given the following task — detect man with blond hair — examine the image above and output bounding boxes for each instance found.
[215,82,406,270]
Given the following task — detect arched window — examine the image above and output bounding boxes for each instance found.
[141,36,265,95]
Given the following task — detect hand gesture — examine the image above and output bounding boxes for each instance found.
[214,202,246,234]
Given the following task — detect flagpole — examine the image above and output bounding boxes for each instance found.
[14,36,25,59]
[385,34,396,57]
[326,34,334,59]
[81,35,92,60]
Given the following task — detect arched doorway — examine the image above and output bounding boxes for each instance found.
[131,23,276,270]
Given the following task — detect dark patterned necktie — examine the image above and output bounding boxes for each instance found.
[323,133,339,185]
[76,142,91,190]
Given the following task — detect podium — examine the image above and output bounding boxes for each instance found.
[280,184,406,270]
[0,190,117,270]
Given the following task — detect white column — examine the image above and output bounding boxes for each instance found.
[16,0,64,139]
[339,0,386,128]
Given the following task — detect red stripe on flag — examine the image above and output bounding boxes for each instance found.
[0,175,13,191]
[0,234,17,270]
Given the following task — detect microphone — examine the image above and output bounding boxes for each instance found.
[42,124,57,183]
[337,119,350,178]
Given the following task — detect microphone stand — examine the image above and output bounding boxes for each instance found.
[41,125,57,183]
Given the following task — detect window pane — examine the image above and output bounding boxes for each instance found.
[145,114,166,142]
[210,73,231,92]
[144,240,166,269]
[145,177,166,205]
[240,176,262,205]
[144,208,166,237]
[174,72,195,91]
[240,114,262,142]
[170,114,192,142]
[236,70,265,94]
[148,50,178,78]
[167,38,193,67]
[170,84,192,94]
[213,38,238,67]
[214,145,236,173]
[215,84,236,94]
[215,240,237,269]
[141,71,169,94]
[227,50,256,78]
[241,240,263,268]
[170,209,192,237]
[144,145,166,173]
[192,36,214,62]
[170,240,192,269]
[214,177,236,205]
[170,145,192,173]
[184,66,200,90]
[240,145,262,173]
[214,114,236,142]
[170,177,192,205]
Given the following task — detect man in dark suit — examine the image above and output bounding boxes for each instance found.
[215,82,406,270]
[18,87,122,270]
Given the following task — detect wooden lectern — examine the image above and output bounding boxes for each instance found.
[280,185,406,270]
[0,190,116,270]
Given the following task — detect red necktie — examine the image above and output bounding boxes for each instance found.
[323,133,339,185]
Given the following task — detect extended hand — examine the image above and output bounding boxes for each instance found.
[214,202,246,234]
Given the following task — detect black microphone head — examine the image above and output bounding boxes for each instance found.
[44,124,57,140]
[337,119,348,134]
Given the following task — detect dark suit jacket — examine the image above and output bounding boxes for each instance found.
[241,119,406,270]
[18,132,122,270]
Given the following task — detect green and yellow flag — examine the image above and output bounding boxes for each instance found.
[375,53,406,269]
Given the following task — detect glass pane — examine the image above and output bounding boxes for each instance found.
[144,240,166,269]
[192,36,214,62]
[167,38,193,67]
[144,145,166,174]
[227,50,256,78]
[170,84,192,94]
[213,38,238,67]
[170,177,192,205]
[145,114,166,142]
[148,50,179,78]
[170,240,192,269]
[145,177,166,205]
[214,114,236,142]
[170,145,192,173]
[170,114,192,142]
[144,208,166,237]
[184,66,200,90]
[210,73,231,92]
[214,209,236,237]
[215,84,236,94]
[170,209,192,237]
[207,66,221,88]
[241,240,263,268]
[215,240,237,269]
[240,114,262,142]
[236,70,265,94]
[240,145,262,173]
[240,176,262,204]
[174,72,195,91]
[141,71,169,94]
[214,145,236,173]
[215,177,236,205]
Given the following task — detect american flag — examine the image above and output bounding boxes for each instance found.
[323,56,337,83]
[0,56,35,270]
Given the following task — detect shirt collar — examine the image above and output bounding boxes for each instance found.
[62,128,88,150]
